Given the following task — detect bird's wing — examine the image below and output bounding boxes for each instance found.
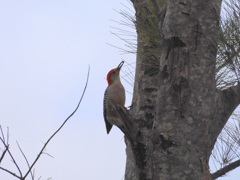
[104,88,113,134]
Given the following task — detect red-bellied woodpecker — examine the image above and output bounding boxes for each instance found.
[103,61,126,134]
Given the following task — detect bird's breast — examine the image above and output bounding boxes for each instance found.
[106,83,125,106]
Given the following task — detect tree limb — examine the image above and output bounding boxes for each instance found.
[215,83,240,126]
[211,159,240,179]
[209,83,240,162]
[221,83,240,117]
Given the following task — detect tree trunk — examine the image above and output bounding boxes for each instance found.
[122,0,234,180]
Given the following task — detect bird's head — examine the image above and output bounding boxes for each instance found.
[106,61,124,86]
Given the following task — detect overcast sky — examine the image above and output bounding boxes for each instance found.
[0,0,239,180]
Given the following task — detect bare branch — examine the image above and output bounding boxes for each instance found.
[0,166,21,179]
[16,141,34,180]
[0,131,22,178]
[211,159,240,179]
[23,66,90,179]
[41,152,54,159]
[0,145,8,164]
[0,125,5,143]
[0,125,8,164]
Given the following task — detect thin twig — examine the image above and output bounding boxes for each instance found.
[0,126,8,164]
[23,66,90,179]
[16,141,34,180]
[0,146,8,164]
[7,127,9,144]
[42,152,54,158]
[0,166,21,179]
[0,125,5,143]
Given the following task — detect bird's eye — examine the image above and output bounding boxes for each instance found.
[112,71,116,74]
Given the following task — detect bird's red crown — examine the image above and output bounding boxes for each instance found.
[106,68,116,86]
[106,61,124,86]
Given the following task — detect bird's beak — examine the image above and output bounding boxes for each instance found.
[117,61,124,70]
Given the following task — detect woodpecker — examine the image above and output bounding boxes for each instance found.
[103,61,126,134]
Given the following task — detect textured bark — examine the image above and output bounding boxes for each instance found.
[154,0,219,178]
[126,0,162,179]
[120,0,240,180]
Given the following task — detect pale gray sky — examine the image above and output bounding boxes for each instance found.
[0,0,239,180]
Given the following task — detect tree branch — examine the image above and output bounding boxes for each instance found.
[0,126,23,179]
[16,141,34,180]
[0,126,8,165]
[0,135,23,178]
[0,148,8,164]
[221,83,240,117]
[211,159,240,179]
[0,68,90,179]
[23,66,90,179]
[0,166,21,179]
